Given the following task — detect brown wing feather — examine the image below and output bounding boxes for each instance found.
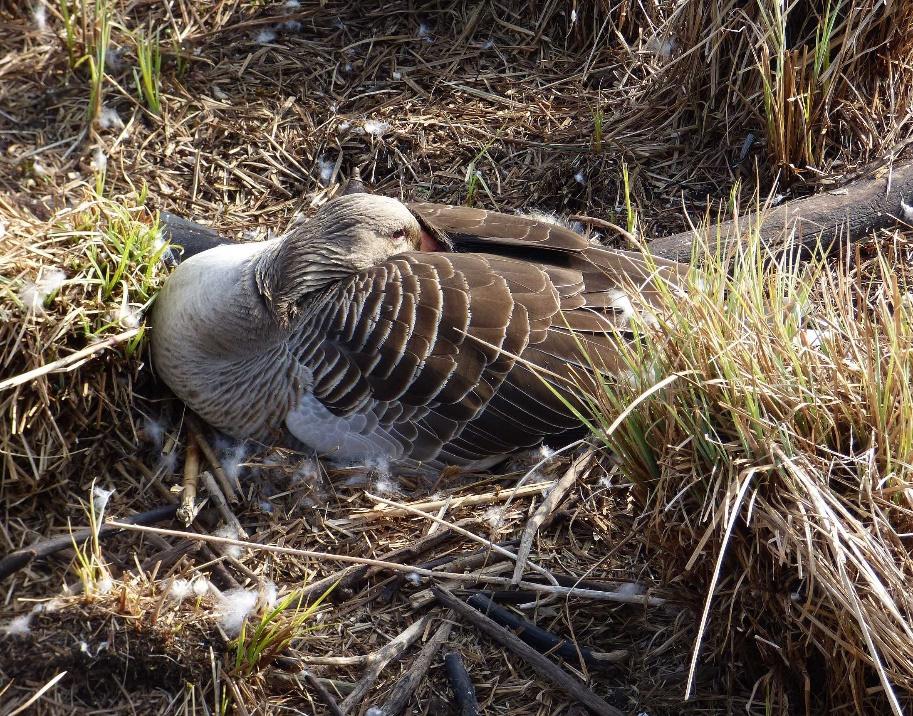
[408,202,589,252]
[294,206,683,466]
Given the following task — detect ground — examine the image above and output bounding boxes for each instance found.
[2,1,913,715]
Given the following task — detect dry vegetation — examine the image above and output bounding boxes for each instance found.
[1,0,912,714]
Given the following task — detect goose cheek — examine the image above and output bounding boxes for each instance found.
[419,229,445,252]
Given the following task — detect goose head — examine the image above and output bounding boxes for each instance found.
[256,194,449,326]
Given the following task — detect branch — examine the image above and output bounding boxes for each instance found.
[466,594,627,666]
[380,618,453,715]
[339,616,431,715]
[0,329,140,392]
[0,504,177,581]
[646,159,913,263]
[433,586,624,716]
[512,451,592,583]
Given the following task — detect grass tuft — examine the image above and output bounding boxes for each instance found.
[582,216,913,713]
[133,28,162,114]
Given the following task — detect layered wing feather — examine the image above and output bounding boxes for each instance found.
[288,205,683,466]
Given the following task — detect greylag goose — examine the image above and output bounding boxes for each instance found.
[151,195,684,469]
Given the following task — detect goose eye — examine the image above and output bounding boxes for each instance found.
[391,228,407,240]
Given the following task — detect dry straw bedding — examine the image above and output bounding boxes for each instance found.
[1,1,913,714]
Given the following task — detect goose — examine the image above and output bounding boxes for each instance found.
[150,194,684,470]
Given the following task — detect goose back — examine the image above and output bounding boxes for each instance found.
[151,198,685,469]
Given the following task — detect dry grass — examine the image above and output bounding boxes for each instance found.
[1,0,912,714]
[583,229,913,714]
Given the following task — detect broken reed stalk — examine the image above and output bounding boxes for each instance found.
[0,504,177,581]
[0,328,140,392]
[176,433,201,526]
[434,586,624,716]
[188,417,239,501]
[108,521,665,605]
[200,471,248,539]
[512,450,593,583]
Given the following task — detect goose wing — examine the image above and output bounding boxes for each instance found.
[408,202,589,252]
[290,228,681,466]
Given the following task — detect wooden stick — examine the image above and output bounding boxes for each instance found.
[340,616,431,714]
[0,329,139,392]
[466,594,627,666]
[301,670,344,716]
[107,522,666,605]
[433,586,624,716]
[444,652,480,716]
[176,435,201,526]
[380,618,453,715]
[189,418,239,501]
[201,471,249,539]
[512,451,593,584]
[0,505,177,581]
[351,480,557,521]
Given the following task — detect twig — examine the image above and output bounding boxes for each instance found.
[0,329,139,392]
[444,652,480,716]
[189,417,239,501]
[380,618,453,715]
[512,451,593,584]
[107,521,666,605]
[339,616,431,714]
[364,493,557,583]
[301,670,344,716]
[176,434,202,526]
[201,471,249,539]
[568,214,637,243]
[0,505,177,581]
[410,562,514,610]
[433,587,624,716]
[7,671,68,716]
[335,521,466,598]
[350,480,557,522]
[466,594,627,666]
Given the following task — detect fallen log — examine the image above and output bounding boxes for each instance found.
[646,159,913,263]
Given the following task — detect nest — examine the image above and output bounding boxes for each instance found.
[2,1,913,714]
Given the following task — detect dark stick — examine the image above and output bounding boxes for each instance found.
[646,159,913,263]
[0,504,177,581]
[301,669,345,716]
[433,586,624,716]
[416,539,520,572]
[466,594,626,666]
[380,619,452,715]
[335,524,461,599]
[444,651,480,716]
